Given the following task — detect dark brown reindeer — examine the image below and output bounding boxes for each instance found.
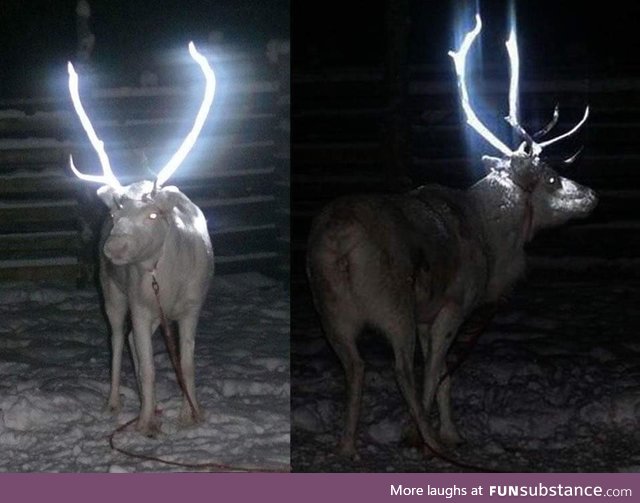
[306,15,597,458]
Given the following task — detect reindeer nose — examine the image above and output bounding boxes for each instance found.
[104,235,130,262]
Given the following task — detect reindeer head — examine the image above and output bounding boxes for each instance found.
[449,15,597,234]
[68,42,215,264]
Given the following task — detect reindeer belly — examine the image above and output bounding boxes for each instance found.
[414,237,489,324]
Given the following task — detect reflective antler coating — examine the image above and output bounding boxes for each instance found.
[534,104,560,139]
[67,62,122,190]
[538,106,590,149]
[504,27,538,154]
[448,15,514,157]
[155,42,216,187]
[68,42,215,191]
[450,14,588,158]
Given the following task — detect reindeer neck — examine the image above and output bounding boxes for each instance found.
[468,172,531,298]
[134,225,175,278]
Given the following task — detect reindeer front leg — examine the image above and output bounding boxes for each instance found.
[131,306,160,436]
[103,282,128,413]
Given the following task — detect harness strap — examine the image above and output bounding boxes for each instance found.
[150,271,199,421]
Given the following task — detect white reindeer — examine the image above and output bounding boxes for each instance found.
[68,42,215,436]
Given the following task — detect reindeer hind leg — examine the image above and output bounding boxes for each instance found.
[322,316,364,459]
[379,313,445,457]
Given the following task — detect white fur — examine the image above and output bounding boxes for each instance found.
[99,181,213,435]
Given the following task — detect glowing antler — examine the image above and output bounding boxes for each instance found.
[533,104,559,139]
[504,27,538,154]
[450,14,589,158]
[155,42,216,187]
[67,62,122,190]
[448,14,513,157]
[537,106,589,148]
[503,24,589,153]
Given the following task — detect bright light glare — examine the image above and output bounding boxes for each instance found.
[67,62,122,190]
[155,42,216,187]
[448,14,513,157]
[504,28,519,129]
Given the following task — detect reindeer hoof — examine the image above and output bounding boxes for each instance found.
[179,403,204,425]
[439,429,465,447]
[105,398,122,414]
[136,418,162,438]
[337,439,360,460]
[422,437,447,459]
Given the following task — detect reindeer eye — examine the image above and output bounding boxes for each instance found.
[547,176,557,185]
[149,212,158,220]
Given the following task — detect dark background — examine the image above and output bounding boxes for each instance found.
[291,0,640,471]
[0,0,289,98]
[293,1,637,73]
[291,0,640,276]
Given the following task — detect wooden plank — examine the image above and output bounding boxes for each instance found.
[0,263,80,282]
[0,174,78,196]
[204,197,277,233]
[214,252,281,276]
[0,200,78,225]
[213,224,277,256]
[0,231,80,259]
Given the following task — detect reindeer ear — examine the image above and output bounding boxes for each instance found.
[481,155,504,171]
[153,186,187,213]
[96,185,121,209]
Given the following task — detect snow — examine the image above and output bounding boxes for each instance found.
[292,272,640,472]
[0,272,289,472]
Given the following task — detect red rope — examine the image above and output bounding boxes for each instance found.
[425,301,520,472]
[106,273,290,473]
[151,274,199,420]
[108,418,290,472]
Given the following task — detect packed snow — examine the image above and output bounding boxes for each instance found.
[292,268,640,472]
[0,272,290,472]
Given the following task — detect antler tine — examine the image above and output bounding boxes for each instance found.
[449,14,513,157]
[155,42,216,188]
[563,146,584,165]
[534,104,560,139]
[538,106,590,149]
[67,62,122,190]
[504,27,536,152]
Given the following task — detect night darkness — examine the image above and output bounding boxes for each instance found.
[0,0,289,98]
[291,0,640,472]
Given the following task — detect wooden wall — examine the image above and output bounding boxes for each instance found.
[0,42,290,283]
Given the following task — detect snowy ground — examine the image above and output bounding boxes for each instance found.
[0,272,290,472]
[292,269,640,472]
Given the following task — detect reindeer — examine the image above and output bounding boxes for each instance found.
[306,15,597,458]
[68,42,215,436]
